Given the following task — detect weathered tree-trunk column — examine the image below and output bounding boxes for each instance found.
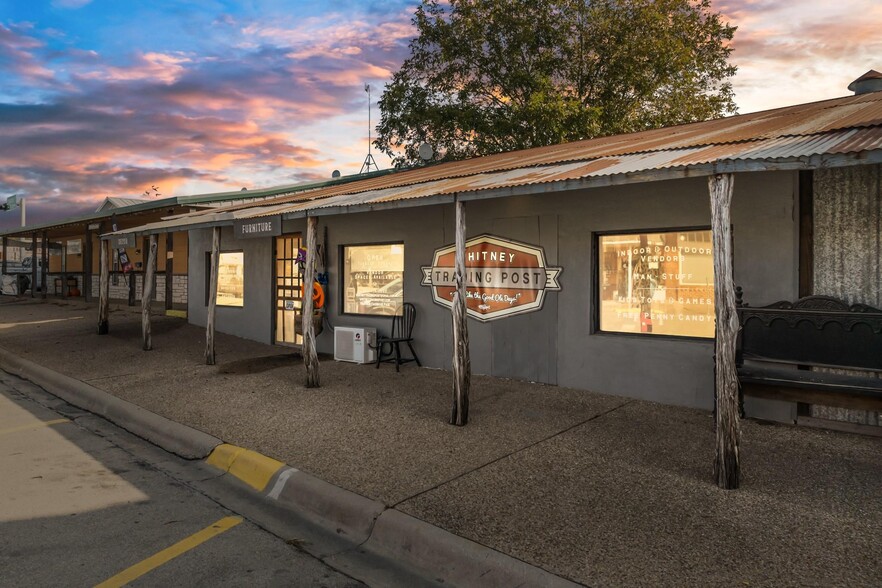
[1,236,7,276]
[205,227,220,365]
[41,232,48,299]
[450,198,470,426]
[30,233,37,298]
[142,234,157,351]
[302,215,320,387]
[83,229,92,302]
[709,173,741,490]
[165,232,174,311]
[98,238,110,334]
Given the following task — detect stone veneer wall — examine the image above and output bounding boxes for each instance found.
[88,274,188,305]
[812,164,881,426]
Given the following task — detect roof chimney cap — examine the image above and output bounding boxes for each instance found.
[848,70,882,95]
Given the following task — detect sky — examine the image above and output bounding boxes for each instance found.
[1,0,880,230]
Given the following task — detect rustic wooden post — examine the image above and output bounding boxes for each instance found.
[60,241,67,298]
[31,233,37,298]
[41,232,48,299]
[205,227,220,365]
[709,173,741,490]
[302,215,320,387]
[98,238,110,334]
[165,232,174,311]
[142,234,157,351]
[127,259,136,306]
[1,236,6,276]
[450,198,470,426]
[83,229,92,302]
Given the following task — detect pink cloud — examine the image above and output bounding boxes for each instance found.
[0,24,55,84]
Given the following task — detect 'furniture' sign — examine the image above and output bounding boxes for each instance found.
[233,215,282,238]
[421,234,562,322]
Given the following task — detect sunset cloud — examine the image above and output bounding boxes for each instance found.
[717,0,882,112]
[0,2,415,227]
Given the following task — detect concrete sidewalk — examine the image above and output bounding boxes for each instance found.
[1,298,881,586]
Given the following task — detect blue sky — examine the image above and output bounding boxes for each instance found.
[1,0,880,228]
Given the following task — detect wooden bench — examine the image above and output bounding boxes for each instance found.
[735,288,882,415]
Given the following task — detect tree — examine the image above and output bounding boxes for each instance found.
[375,0,736,167]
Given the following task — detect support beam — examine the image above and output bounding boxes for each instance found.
[142,236,149,308]
[127,261,136,306]
[40,232,47,299]
[205,227,220,365]
[61,241,67,298]
[31,233,37,298]
[83,229,93,302]
[1,236,7,276]
[98,239,110,334]
[142,234,157,351]
[302,215,320,387]
[165,231,174,310]
[709,173,741,490]
[450,198,470,426]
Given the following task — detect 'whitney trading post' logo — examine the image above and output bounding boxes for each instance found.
[421,234,562,322]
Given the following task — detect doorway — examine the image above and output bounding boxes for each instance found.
[274,234,304,346]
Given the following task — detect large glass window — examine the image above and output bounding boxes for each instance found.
[216,251,244,307]
[343,243,404,315]
[598,229,714,338]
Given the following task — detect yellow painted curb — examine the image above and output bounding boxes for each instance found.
[206,443,285,492]
[165,309,187,318]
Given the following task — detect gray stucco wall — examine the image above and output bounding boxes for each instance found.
[188,225,273,344]
[189,170,799,411]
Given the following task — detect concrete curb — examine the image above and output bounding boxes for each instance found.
[269,466,387,545]
[338,509,582,588]
[0,346,222,459]
[207,448,580,587]
[3,347,581,587]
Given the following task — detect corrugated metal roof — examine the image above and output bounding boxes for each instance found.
[106,90,882,236]
[0,169,393,238]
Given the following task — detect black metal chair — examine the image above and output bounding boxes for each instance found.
[375,303,421,372]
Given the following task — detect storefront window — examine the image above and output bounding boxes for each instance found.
[343,243,404,315]
[598,229,714,338]
[216,251,244,307]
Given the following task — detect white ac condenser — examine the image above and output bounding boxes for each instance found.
[333,327,378,364]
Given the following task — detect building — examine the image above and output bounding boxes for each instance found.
[0,173,390,306]
[102,73,882,429]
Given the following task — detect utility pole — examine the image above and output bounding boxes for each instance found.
[359,84,378,175]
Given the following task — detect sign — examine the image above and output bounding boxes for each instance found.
[110,234,135,249]
[67,239,82,255]
[234,216,282,239]
[421,234,562,322]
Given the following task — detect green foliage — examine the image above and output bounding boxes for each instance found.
[375,0,737,167]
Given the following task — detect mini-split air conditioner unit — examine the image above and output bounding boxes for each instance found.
[334,327,377,364]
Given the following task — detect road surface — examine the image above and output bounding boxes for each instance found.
[0,370,364,587]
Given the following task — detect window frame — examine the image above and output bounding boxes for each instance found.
[339,241,405,317]
[592,225,715,342]
[204,249,245,308]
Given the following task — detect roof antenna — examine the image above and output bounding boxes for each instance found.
[359,84,379,174]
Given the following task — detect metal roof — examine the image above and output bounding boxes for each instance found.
[96,197,150,211]
[0,169,393,238]
[106,89,882,237]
